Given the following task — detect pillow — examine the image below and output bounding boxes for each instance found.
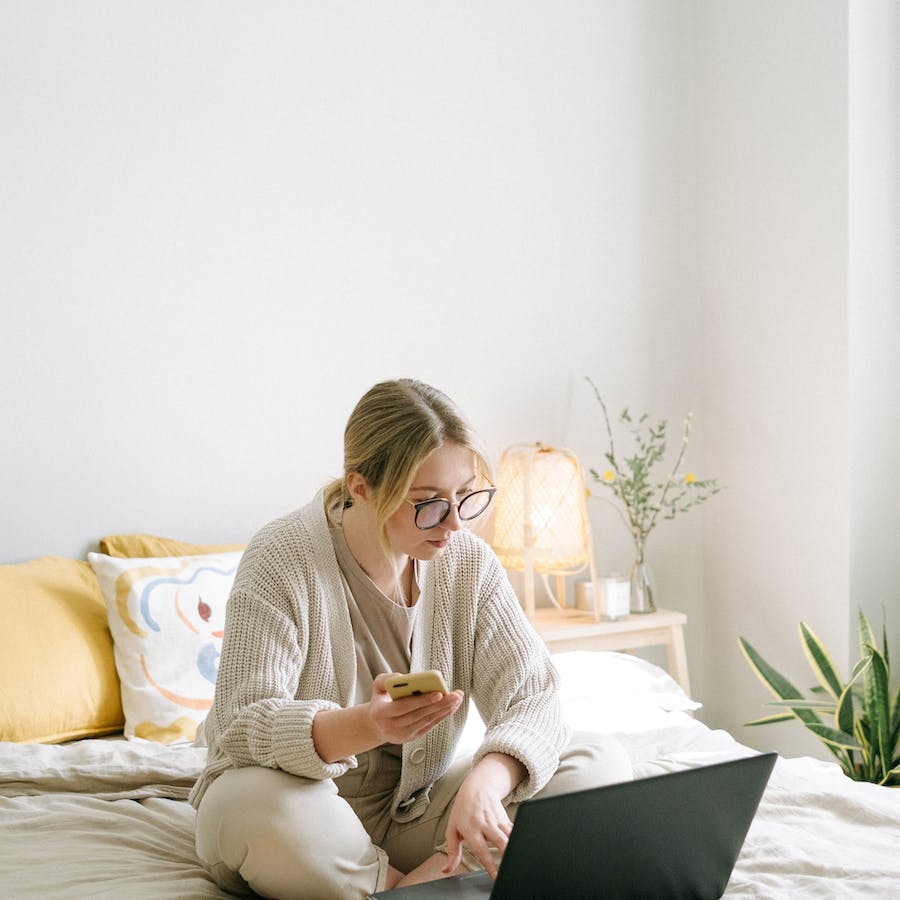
[88,551,242,744]
[99,533,245,558]
[0,556,124,743]
[550,650,702,736]
[553,650,701,712]
[453,650,702,760]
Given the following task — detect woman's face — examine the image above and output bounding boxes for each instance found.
[385,441,478,561]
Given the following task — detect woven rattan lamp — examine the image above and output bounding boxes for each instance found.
[491,443,597,620]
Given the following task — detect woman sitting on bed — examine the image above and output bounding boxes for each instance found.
[190,378,632,899]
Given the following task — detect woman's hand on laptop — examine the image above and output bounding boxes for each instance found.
[442,752,526,879]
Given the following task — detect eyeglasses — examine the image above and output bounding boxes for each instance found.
[404,488,497,530]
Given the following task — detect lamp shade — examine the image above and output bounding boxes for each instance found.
[491,444,590,574]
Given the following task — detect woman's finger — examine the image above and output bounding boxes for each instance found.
[466,832,498,879]
[441,832,464,875]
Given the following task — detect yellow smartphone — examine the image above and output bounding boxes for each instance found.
[385,670,449,700]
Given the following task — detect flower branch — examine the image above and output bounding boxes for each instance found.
[585,376,721,550]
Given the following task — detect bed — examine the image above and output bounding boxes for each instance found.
[2,543,900,898]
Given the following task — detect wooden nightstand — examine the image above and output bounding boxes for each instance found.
[531,607,691,696]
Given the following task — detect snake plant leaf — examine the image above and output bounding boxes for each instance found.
[739,637,803,699]
[805,722,862,751]
[767,698,835,711]
[738,637,823,726]
[849,654,869,683]
[835,658,870,736]
[891,685,900,755]
[853,717,874,773]
[745,712,796,726]
[835,683,855,736]
[800,622,844,700]
[858,610,877,658]
[866,646,892,779]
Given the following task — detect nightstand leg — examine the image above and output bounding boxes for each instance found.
[666,625,691,697]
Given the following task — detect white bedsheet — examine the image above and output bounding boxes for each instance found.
[1,652,899,898]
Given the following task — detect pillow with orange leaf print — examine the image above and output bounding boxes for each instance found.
[88,551,242,744]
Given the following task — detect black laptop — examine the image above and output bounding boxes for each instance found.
[369,752,776,900]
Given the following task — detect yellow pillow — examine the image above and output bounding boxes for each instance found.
[0,556,124,743]
[99,534,245,558]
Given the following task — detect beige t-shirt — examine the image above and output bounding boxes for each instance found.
[329,520,419,760]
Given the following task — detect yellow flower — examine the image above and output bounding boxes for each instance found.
[602,469,615,483]
[685,472,697,484]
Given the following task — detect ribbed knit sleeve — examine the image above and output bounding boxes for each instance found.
[211,589,350,779]
[469,546,568,803]
[189,499,358,808]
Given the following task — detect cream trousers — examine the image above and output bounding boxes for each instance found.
[194,732,632,900]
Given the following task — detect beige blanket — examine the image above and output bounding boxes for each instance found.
[0,739,229,899]
[3,652,900,898]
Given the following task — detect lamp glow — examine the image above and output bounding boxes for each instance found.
[491,444,597,620]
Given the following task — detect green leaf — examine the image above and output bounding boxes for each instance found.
[739,637,806,701]
[834,658,869,736]
[849,655,869,683]
[853,715,873,754]
[804,722,862,751]
[858,610,877,658]
[867,647,892,780]
[890,685,900,763]
[738,637,822,727]
[800,622,844,700]
[744,713,797,726]
[767,698,836,711]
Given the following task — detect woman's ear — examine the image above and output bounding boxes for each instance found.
[345,472,370,504]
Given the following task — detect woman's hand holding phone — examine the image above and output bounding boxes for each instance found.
[369,671,462,745]
[384,670,449,699]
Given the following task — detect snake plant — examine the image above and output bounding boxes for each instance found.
[739,610,900,786]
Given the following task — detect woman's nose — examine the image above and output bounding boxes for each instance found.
[443,504,464,531]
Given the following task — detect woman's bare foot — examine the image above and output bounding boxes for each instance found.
[385,865,406,889]
[395,852,468,887]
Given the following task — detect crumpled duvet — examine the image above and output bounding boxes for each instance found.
[2,651,900,898]
[0,737,227,899]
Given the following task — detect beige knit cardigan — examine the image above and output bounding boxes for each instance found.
[189,493,568,822]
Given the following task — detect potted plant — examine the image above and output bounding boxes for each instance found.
[739,610,900,786]
[585,377,720,613]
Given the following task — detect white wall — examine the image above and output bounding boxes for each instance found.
[849,1,900,667]
[695,1,852,758]
[3,2,893,760]
[692,0,899,761]
[0,0,703,669]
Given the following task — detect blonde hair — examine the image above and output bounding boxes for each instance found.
[324,379,491,560]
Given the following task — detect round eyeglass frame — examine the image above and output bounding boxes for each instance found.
[404,487,497,531]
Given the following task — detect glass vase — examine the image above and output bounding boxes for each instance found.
[630,541,656,614]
